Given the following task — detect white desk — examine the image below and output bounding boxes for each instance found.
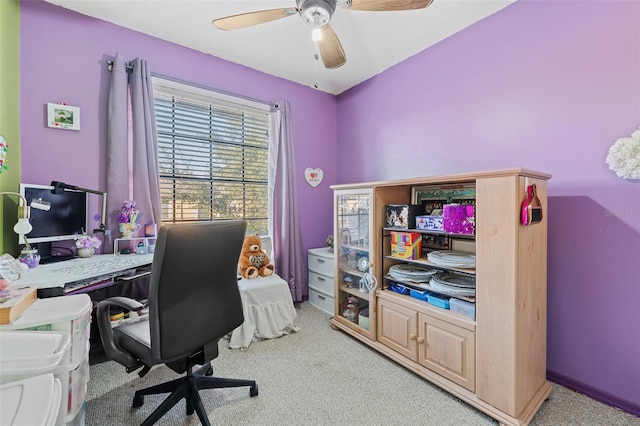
[11,254,153,296]
[12,253,298,352]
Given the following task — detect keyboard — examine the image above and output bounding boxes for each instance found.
[51,256,147,277]
[14,254,153,295]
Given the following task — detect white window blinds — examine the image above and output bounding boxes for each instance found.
[152,77,270,235]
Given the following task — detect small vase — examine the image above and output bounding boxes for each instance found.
[78,248,95,258]
[18,248,41,268]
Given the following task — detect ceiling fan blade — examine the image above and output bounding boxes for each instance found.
[348,0,433,12]
[213,8,298,31]
[319,25,346,69]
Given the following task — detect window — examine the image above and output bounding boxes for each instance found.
[152,78,270,235]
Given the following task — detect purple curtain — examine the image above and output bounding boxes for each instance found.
[106,53,129,249]
[269,100,305,302]
[106,54,160,250]
[129,58,161,228]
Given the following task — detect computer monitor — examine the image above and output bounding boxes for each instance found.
[19,183,89,263]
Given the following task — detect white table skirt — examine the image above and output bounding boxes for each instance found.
[228,274,300,350]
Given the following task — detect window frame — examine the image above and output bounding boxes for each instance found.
[152,77,271,235]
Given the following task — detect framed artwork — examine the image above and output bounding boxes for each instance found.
[47,103,80,131]
[411,183,476,214]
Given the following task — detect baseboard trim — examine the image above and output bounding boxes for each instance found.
[547,370,640,418]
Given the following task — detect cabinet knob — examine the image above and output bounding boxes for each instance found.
[417,336,425,344]
[409,333,416,340]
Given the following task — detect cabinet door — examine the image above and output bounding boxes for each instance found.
[377,297,417,360]
[418,313,475,392]
[334,188,375,339]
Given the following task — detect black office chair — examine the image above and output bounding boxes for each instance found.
[96,220,258,426]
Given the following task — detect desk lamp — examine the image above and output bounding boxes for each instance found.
[0,192,37,235]
[51,181,109,235]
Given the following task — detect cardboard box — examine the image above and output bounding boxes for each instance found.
[415,215,444,231]
[443,204,475,235]
[386,204,422,229]
[391,240,422,260]
[390,232,423,259]
[390,231,421,245]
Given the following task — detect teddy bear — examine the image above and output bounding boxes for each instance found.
[238,234,275,279]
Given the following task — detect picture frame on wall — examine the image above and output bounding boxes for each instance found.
[47,103,80,131]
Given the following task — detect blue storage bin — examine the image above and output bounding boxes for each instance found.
[388,281,410,295]
[427,293,450,309]
[450,297,475,319]
[409,289,429,301]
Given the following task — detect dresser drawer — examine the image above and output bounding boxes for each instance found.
[309,288,334,315]
[308,270,334,295]
[308,251,334,278]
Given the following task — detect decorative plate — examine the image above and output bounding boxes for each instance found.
[428,278,476,297]
[357,257,369,272]
[427,251,476,268]
[388,264,440,282]
[431,273,476,289]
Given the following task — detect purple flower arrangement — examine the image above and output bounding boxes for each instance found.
[75,233,102,249]
[117,200,140,224]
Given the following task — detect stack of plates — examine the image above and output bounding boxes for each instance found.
[427,251,476,269]
[427,273,476,297]
[388,264,439,283]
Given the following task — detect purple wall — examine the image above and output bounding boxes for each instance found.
[337,0,640,413]
[19,1,337,259]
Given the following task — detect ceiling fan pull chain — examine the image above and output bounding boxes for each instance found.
[313,42,321,89]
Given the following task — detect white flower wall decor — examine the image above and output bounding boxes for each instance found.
[605,128,640,180]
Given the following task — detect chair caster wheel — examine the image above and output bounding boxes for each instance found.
[133,394,144,407]
[250,384,259,397]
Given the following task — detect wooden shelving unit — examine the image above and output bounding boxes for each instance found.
[329,168,551,426]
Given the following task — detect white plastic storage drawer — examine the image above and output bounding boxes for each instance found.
[307,248,334,278]
[1,295,92,368]
[55,357,89,424]
[308,288,334,315]
[308,270,333,295]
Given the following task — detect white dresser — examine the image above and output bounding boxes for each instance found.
[307,247,334,315]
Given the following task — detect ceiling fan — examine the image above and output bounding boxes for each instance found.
[212,0,434,69]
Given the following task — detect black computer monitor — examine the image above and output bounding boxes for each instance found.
[19,183,89,263]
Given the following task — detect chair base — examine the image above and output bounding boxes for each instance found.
[133,363,258,426]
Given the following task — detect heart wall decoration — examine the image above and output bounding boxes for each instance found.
[304,167,323,187]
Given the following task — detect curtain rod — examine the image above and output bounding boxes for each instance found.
[106,59,133,73]
[152,72,276,108]
[106,59,275,108]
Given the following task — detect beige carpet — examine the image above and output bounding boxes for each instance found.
[87,302,640,425]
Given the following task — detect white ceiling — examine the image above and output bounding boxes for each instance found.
[44,0,515,95]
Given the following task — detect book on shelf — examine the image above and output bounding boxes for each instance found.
[0,286,37,325]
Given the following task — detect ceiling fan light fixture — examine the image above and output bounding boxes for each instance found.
[311,28,323,41]
[298,0,336,28]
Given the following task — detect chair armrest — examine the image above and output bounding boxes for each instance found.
[96,297,146,372]
[98,296,145,312]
